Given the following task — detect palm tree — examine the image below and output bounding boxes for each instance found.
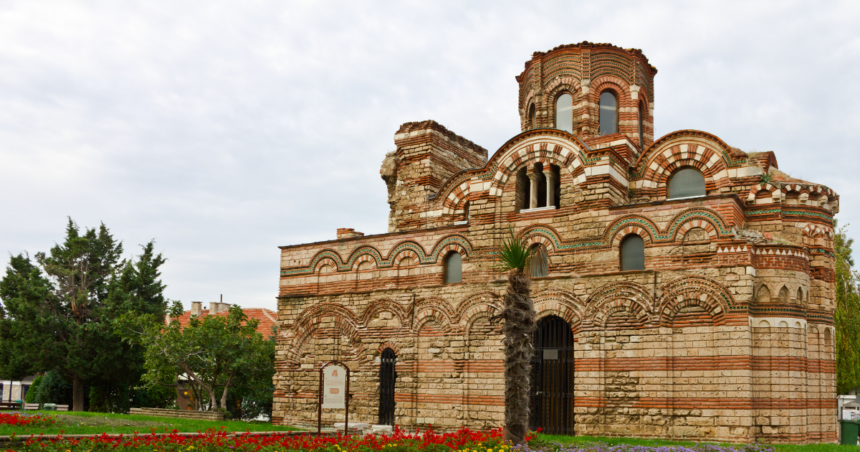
[491,227,537,445]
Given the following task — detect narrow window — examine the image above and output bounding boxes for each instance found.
[620,234,645,271]
[444,252,462,284]
[463,201,470,222]
[667,168,706,199]
[599,91,618,135]
[529,104,537,129]
[555,94,573,133]
[535,162,547,208]
[516,167,528,211]
[529,244,549,278]
[638,102,644,146]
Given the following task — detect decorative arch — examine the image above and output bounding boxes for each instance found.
[802,224,833,239]
[428,235,473,262]
[486,135,587,200]
[543,75,581,102]
[533,288,586,326]
[630,132,745,198]
[519,224,563,253]
[288,303,363,363]
[441,181,472,215]
[594,299,650,329]
[664,207,732,240]
[360,299,408,327]
[657,276,733,325]
[589,76,632,106]
[584,281,654,327]
[604,216,658,246]
[746,183,783,205]
[413,298,457,332]
[455,292,503,329]
[314,256,340,273]
[376,341,401,355]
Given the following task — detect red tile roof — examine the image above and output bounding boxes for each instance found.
[170,307,278,338]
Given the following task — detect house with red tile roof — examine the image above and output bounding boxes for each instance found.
[168,301,278,338]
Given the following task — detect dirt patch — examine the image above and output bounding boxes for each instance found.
[55,414,174,429]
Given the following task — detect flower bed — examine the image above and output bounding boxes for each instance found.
[0,413,55,428]
[11,427,781,452]
[17,426,508,452]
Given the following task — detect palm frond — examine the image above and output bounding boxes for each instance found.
[496,226,531,272]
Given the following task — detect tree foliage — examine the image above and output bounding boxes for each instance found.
[0,219,168,411]
[491,227,537,445]
[120,303,275,414]
[835,223,860,394]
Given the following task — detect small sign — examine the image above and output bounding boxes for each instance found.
[322,364,347,408]
[543,349,558,360]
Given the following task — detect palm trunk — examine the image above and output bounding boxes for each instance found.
[72,375,85,412]
[501,269,536,445]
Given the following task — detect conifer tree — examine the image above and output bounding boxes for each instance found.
[0,219,168,411]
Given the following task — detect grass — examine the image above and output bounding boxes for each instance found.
[537,434,859,452]
[0,411,299,437]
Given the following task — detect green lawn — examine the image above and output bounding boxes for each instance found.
[537,434,858,452]
[0,411,299,437]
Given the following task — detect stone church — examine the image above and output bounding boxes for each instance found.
[272,42,838,443]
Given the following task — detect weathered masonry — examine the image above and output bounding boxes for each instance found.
[273,42,838,443]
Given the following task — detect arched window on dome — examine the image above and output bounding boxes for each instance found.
[637,101,645,146]
[555,93,573,133]
[620,234,645,271]
[599,91,618,135]
[528,244,549,278]
[667,168,706,199]
[529,104,537,130]
[444,252,462,284]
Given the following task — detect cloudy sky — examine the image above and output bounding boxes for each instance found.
[1,1,858,311]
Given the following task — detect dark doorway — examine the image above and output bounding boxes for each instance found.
[379,348,397,425]
[529,315,575,435]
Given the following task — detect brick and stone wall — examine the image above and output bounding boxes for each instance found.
[273,43,838,444]
[129,408,224,421]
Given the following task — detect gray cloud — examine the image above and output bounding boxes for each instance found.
[1,0,858,310]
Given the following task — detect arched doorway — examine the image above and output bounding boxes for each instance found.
[378,348,397,425]
[529,315,575,435]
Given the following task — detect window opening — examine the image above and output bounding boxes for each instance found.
[444,252,462,284]
[638,102,644,146]
[620,234,645,271]
[555,94,573,133]
[463,202,470,222]
[599,91,618,135]
[668,168,706,199]
[516,167,528,211]
[535,163,547,208]
[529,315,575,435]
[529,244,549,278]
[529,104,537,129]
[379,348,397,425]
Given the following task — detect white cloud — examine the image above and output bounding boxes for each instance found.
[1,0,858,310]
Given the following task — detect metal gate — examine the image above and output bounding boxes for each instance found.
[529,315,575,435]
[378,348,397,425]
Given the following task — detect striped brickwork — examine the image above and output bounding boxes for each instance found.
[273,44,838,443]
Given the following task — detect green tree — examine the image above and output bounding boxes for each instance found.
[24,375,43,403]
[120,303,274,412]
[0,219,168,411]
[490,228,537,445]
[835,223,860,394]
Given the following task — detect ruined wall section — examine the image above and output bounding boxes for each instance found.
[382,120,488,233]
